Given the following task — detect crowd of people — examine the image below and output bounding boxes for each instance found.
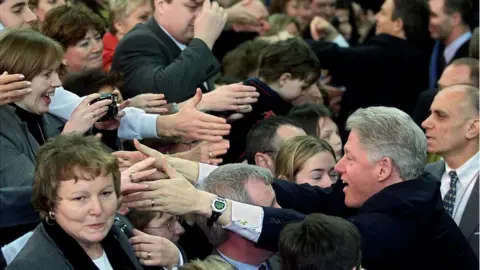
[0,0,478,269]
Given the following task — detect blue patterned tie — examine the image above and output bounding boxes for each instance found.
[443,171,459,216]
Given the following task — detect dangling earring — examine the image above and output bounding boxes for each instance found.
[46,211,56,225]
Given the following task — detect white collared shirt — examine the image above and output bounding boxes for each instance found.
[217,249,269,270]
[158,24,209,90]
[444,31,472,64]
[440,152,479,225]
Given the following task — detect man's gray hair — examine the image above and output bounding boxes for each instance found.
[196,164,274,246]
[346,107,427,180]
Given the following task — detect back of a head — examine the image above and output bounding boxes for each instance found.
[196,164,273,246]
[288,104,333,136]
[279,213,362,270]
[346,106,427,180]
[108,0,149,34]
[41,4,105,49]
[450,58,480,88]
[0,28,63,81]
[391,0,430,44]
[179,255,235,270]
[264,14,301,36]
[258,37,321,85]
[245,116,303,163]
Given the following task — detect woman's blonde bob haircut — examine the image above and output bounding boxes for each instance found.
[32,134,121,219]
[0,28,63,81]
[275,135,335,181]
[179,255,235,270]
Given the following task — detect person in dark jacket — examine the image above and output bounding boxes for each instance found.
[307,0,432,142]
[122,106,479,270]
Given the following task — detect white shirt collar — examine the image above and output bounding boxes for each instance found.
[444,31,472,64]
[0,23,5,32]
[444,151,480,187]
[158,24,186,51]
[217,249,268,270]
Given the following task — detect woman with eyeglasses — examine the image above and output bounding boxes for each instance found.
[275,135,338,188]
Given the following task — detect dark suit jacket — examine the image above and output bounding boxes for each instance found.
[425,160,479,259]
[257,174,479,270]
[308,34,430,141]
[420,37,471,124]
[111,17,221,102]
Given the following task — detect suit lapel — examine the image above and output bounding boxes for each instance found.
[429,160,446,180]
[145,17,211,93]
[459,177,479,239]
[42,114,65,139]
[146,17,182,60]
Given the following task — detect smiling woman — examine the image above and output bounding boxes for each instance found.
[41,4,106,75]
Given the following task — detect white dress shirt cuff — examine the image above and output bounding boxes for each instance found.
[223,201,263,243]
[118,107,159,140]
[332,34,349,48]
[197,163,219,185]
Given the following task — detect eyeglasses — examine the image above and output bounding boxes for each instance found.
[144,216,182,232]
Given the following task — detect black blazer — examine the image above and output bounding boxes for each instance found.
[111,17,221,102]
[414,37,471,126]
[307,34,430,139]
[257,174,479,270]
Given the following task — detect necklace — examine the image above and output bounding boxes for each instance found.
[37,123,46,144]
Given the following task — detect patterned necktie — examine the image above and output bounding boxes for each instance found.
[443,171,459,216]
[258,264,267,270]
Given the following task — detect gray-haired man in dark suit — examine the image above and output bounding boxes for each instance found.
[422,83,479,259]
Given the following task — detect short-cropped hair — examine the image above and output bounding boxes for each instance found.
[0,29,63,81]
[244,116,304,163]
[346,106,427,180]
[32,134,121,218]
[258,37,321,85]
[41,4,106,49]
[288,104,334,137]
[279,213,362,270]
[196,164,274,246]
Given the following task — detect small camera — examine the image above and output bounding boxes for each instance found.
[90,93,118,122]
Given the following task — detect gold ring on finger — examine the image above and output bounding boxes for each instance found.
[151,199,155,207]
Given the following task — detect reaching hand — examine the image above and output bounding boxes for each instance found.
[225,0,259,25]
[161,89,231,142]
[94,99,129,131]
[123,158,200,216]
[201,83,258,112]
[129,93,168,114]
[0,72,32,106]
[177,139,230,165]
[130,229,180,267]
[194,0,228,49]
[310,16,338,41]
[120,157,156,195]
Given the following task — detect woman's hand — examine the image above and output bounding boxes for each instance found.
[94,99,129,131]
[129,93,168,114]
[0,72,32,106]
[130,229,181,268]
[175,139,230,165]
[199,83,259,112]
[114,150,148,171]
[62,93,112,135]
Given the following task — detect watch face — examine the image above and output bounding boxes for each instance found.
[214,200,226,210]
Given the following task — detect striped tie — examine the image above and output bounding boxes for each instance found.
[443,171,459,216]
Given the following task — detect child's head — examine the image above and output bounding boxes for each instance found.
[257,37,321,103]
[62,69,124,102]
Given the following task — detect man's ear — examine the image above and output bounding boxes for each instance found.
[155,0,167,14]
[376,157,393,182]
[278,73,292,87]
[465,118,479,139]
[450,11,462,27]
[277,174,288,180]
[255,152,274,172]
[113,21,126,36]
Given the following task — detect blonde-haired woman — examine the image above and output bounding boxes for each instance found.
[103,0,152,71]
[275,135,338,188]
[180,255,234,270]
